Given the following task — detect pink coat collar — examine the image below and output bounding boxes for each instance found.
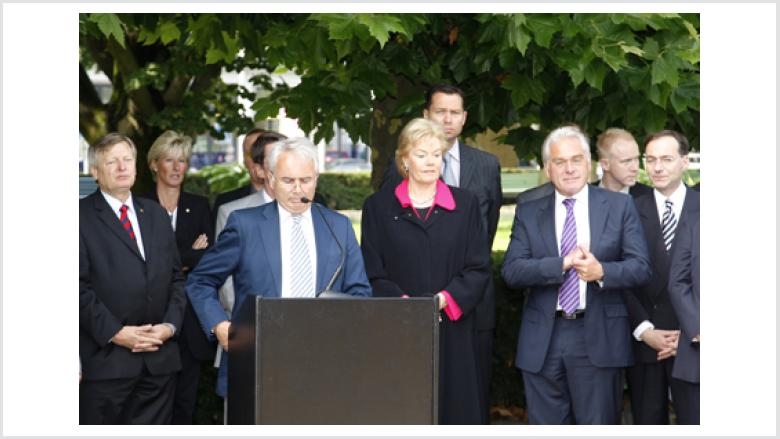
[394,179,456,211]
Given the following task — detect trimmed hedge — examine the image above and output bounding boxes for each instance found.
[183,165,372,211]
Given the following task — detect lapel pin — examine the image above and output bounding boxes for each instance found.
[139,208,144,213]
[186,208,191,213]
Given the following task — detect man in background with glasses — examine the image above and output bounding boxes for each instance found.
[624,129,700,424]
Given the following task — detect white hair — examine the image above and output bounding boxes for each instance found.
[267,137,319,175]
[541,125,591,164]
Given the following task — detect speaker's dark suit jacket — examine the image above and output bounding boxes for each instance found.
[140,190,216,361]
[383,142,502,330]
[79,191,186,381]
[502,185,652,373]
[668,217,700,383]
[625,187,700,364]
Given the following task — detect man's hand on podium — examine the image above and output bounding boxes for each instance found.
[214,320,231,352]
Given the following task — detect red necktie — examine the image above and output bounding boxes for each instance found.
[119,204,136,240]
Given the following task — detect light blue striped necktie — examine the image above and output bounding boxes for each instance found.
[289,214,313,297]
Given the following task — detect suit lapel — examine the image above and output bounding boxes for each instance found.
[93,192,144,260]
[636,192,679,273]
[258,202,282,297]
[133,197,153,264]
[588,186,609,256]
[458,143,475,190]
[537,195,558,257]
[312,205,336,293]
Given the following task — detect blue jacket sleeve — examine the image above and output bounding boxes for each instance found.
[186,213,243,339]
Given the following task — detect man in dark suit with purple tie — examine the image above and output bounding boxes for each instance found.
[502,125,651,424]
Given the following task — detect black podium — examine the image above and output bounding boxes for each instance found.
[227,296,440,424]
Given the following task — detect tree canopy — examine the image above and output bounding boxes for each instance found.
[80,13,699,190]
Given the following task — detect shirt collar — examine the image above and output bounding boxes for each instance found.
[101,190,135,214]
[394,179,456,211]
[277,202,313,223]
[554,183,589,207]
[654,182,687,206]
[447,139,461,162]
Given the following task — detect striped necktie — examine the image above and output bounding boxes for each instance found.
[662,199,677,251]
[119,204,136,240]
[558,198,579,314]
[289,214,313,297]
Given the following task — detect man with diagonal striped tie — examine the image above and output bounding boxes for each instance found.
[186,137,372,402]
[502,125,652,424]
[80,133,186,424]
[624,130,700,424]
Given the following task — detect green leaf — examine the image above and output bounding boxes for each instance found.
[583,61,607,92]
[205,48,224,65]
[592,42,627,72]
[91,13,125,48]
[252,97,282,121]
[525,14,558,48]
[221,31,240,63]
[390,93,425,118]
[651,54,679,87]
[357,14,404,49]
[620,43,644,57]
[501,73,545,108]
[647,83,672,108]
[137,26,159,46]
[507,17,531,55]
[643,38,661,60]
[314,14,360,41]
[448,46,471,84]
[159,21,181,45]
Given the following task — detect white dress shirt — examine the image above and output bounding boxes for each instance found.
[278,205,317,298]
[444,139,461,187]
[633,183,688,340]
[101,191,146,260]
[653,183,686,227]
[168,207,178,231]
[554,185,590,311]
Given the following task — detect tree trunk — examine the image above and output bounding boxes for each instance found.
[368,77,424,191]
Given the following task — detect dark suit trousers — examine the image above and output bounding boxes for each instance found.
[80,368,175,424]
[475,329,493,424]
[671,378,700,424]
[627,357,693,424]
[522,317,622,425]
[172,343,202,424]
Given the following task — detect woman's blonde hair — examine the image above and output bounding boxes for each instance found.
[147,130,193,175]
[395,118,449,177]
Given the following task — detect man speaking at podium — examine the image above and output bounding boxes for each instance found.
[186,137,372,398]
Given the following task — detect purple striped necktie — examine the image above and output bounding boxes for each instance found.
[559,198,579,314]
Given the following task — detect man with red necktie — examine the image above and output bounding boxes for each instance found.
[79,133,186,424]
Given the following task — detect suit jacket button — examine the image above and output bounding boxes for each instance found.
[394,216,398,220]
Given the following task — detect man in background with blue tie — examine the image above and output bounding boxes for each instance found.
[186,137,372,400]
[624,130,700,424]
[501,125,651,424]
